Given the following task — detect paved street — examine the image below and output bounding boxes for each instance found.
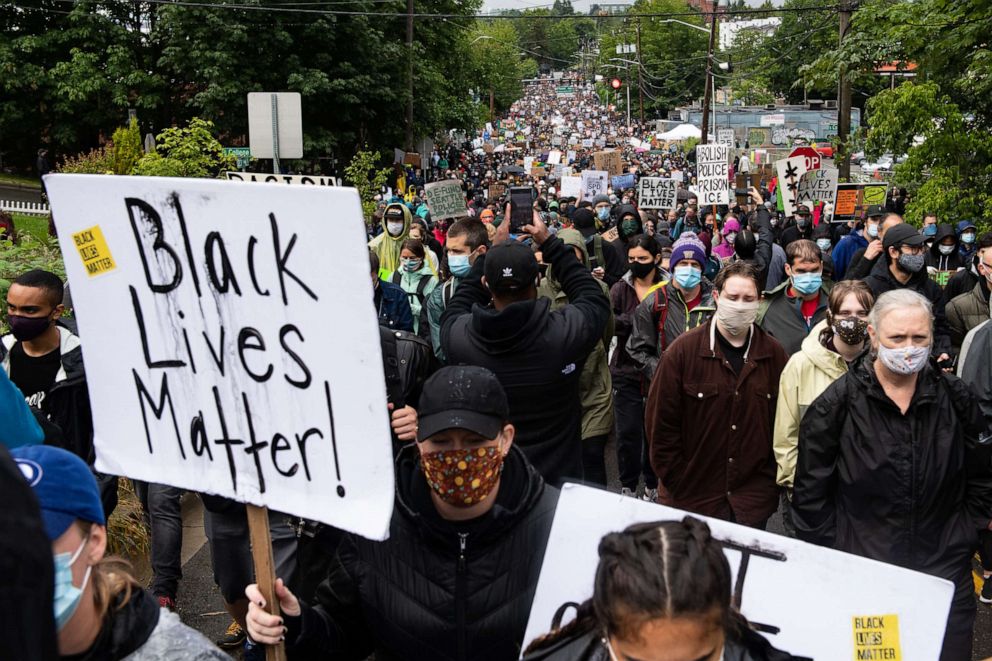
[0,182,43,204]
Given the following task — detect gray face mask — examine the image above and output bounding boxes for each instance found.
[897,253,926,274]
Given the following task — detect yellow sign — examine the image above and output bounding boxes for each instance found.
[862,185,887,206]
[852,614,901,661]
[72,225,117,277]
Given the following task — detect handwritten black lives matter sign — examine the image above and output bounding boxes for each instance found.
[638,177,677,210]
[45,175,394,540]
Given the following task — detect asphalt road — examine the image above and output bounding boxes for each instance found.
[0,182,43,204]
[168,437,992,660]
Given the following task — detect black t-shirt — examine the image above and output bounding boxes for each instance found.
[8,342,61,402]
[716,327,749,376]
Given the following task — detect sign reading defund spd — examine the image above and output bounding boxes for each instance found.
[44,174,395,540]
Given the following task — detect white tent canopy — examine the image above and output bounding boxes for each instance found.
[657,123,702,141]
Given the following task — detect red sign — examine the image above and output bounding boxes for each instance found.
[789,146,821,171]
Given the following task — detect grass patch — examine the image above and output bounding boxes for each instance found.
[0,172,41,188]
[12,213,50,242]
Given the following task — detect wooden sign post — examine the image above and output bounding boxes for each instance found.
[247,505,286,661]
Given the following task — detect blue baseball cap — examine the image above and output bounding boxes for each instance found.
[11,445,106,541]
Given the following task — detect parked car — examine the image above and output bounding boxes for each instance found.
[814,145,834,158]
[861,154,894,175]
[850,150,865,165]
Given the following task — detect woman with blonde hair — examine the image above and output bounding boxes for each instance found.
[11,445,225,660]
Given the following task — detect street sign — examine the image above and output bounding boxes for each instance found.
[615,44,636,54]
[224,147,251,169]
[555,86,575,97]
[247,92,303,167]
[789,146,821,171]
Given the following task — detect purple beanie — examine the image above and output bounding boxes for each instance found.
[670,232,708,268]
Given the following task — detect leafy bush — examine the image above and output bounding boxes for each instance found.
[133,118,235,178]
[58,144,115,175]
[111,119,144,176]
[344,147,391,224]
[0,232,66,331]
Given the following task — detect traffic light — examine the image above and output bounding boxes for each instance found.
[610,78,622,90]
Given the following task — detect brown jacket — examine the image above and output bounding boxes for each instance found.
[646,319,788,526]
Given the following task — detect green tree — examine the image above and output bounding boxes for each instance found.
[467,20,538,121]
[723,28,775,105]
[344,148,392,224]
[133,118,235,178]
[111,118,144,176]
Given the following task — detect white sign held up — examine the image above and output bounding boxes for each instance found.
[580,170,608,199]
[775,156,809,218]
[638,177,677,210]
[523,485,952,660]
[44,174,395,540]
[559,176,582,199]
[796,167,838,207]
[695,144,731,206]
[424,180,467,220]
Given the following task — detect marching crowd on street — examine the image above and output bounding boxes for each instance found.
[4,72,992,661]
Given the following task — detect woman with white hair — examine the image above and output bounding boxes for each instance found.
[792,288,992,661]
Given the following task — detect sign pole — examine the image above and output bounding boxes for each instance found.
[247,505,287,661]
[270,93,281,176]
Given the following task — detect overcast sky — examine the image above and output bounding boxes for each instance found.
[481,0,782,13]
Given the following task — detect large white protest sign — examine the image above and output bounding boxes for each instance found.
[546,150,562,166]
[638,177,677,210]
[695,144,731,206]
[565,150,577,164]
[776,155,808,218]
[523,485,952,660]
[796,167,838,207]
[226,172,342,186]
[424,180,467,220]
[523,156,535,173]
[560,176,582,199]
[44,175,394,540]
[580,170,608,199]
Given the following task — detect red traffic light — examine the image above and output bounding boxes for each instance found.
[610,78,622,90]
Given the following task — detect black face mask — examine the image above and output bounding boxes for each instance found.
[629,261,656,279]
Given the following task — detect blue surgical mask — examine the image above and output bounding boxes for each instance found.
[448,254,471,277]
[792,272,822,295]
[54,537,91,631]
[816,238,833,252]
[962,232,976,244]
[401,258,422,273]
[597,207,611,222]
[866,223,879,238]
[923,224,937,237]
[673,265,702,290]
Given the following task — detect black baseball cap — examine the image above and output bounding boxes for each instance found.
[416,366,509,442]
[795,204,812,216]
[866,204,884,218]
[883,223,925,250]
[484,240,539,292]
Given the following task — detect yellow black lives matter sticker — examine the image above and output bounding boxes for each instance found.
[72,225,117,277]
[852,614,901,660]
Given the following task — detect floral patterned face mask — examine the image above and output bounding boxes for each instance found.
[421,445,505,507]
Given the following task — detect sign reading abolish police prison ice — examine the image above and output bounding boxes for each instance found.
[694,144,731,206]
[44,174,395,541]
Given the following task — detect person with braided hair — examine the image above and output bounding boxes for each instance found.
[523,517,796,661]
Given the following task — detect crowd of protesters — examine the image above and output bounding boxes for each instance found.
[3,72,992,661]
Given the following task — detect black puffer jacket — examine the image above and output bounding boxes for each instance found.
[792,355,992,581]
[287,445,559,661]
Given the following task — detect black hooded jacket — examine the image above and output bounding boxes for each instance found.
[286,445,559,661]
[792,355,992,582]
[440,236,610,485]
[926,223,966,272]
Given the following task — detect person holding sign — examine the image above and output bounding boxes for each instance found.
[645,261,788,527]
[521,517,794,661]
[245,366,558,661]
[11,445,227,660]
[793,289,992,661]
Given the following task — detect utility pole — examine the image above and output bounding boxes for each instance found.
[837,0,853,180]
[636,19,644,125]
[404,0,414,151]
[700,4,719,145]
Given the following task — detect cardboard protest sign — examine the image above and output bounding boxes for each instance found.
[226,172,341,186]
[796,168,838,207]
[488,182,507,202]
[560,176,582,199]
[580,170,608,199]
[523,484,952,660]
[638,177,677,210]
[593,150,623,178]
[832,183,889,222]
[775,156,808,218]
[44,175,394,540]
[601,227,619,242]
[611,174,636,191]
[695,144,731,206]
[424,180,467,220]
